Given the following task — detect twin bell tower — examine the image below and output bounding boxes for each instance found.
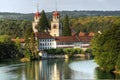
[32,7,62,37]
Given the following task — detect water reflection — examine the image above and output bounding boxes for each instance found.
[95,67,120,79]
[24,59,70,80]
[0,59,120,80]
[69,60,98,79]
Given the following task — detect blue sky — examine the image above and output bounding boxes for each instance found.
[0,0,120,13]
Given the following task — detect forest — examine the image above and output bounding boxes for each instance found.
[70,16,120,33]
[0,11,120,20]
[0,20,31,38]
[0,16,120,38]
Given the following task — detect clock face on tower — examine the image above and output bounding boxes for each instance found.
[53,24,57,29]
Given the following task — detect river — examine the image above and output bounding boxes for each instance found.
[0,58,120,80]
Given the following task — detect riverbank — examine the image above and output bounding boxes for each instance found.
[39,53,92,59]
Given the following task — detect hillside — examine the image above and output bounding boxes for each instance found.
[0,11,120,20]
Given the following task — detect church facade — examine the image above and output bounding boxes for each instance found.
[32,10,92,51]
[32,10,62,37]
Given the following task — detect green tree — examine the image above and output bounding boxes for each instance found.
[62,15,71,36]
[0,20,31,38]
[25,26,38,59]
[75,48,83,54]
[91,19,120,72]
[0,42,22,60]
[85,48,92,54]
[0,35,11,42]
[38,10,49,32]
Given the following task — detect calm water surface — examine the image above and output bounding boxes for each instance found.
[0,58,120,80]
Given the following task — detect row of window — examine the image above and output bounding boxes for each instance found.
[40,39,54,42]
[39,47,52,50]
[40,43,54,46]
[57,42,74,45]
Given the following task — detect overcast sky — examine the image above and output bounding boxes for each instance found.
[0,0,120,13]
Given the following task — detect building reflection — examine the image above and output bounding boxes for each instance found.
[39,60,48,80]
[23,59,71,80]
[38,60,61,80]
[4,59,120,80]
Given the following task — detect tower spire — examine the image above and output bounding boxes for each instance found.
[37,2,39,12]
[34,1,40,18]
[55,0,57,11]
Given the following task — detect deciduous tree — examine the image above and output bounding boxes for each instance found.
[91,19,120,72]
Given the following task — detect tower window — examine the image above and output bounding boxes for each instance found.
[53,24,57,29]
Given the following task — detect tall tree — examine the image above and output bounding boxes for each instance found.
[24,26,38,59]
[62,15,71,36]
[38,10,49,32]
[91,19,120,72]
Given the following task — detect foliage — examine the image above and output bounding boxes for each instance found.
[95,67,117,79]
[44,48,63,55]
[0,35,31,60]
[24,26,38,59]
[38,10,49,32]
[0,20,31,38]
[0,35,11,42]
[91,19,120,72]
[75,48,84,54]
[45,48,84,56]
[62,15,71,36]
[85,48,92,54]
[0,15,120,39]
[0,42,22,60]
[70,16,120,33]
[1,11,120,20]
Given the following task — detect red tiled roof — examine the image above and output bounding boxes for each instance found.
[35,32,54,39]
[53,11,59,16]
[77,36,93,42]
[79,32,94,37]
[89,32,94,36]
[35,11,40,18]
[11,38,25,43]
[79,32,85,36]
[55,36,79,42]
[35,32,93,42]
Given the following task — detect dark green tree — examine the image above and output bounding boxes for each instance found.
[0,20,31,38]
[91,19,120,72]
[62,15,71,36]
[0,35,23,60]
[38,10,49,32]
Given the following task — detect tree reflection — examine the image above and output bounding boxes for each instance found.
[95,67,120,79]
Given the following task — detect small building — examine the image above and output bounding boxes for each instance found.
[11,38,25,47]
[39,51,47,58]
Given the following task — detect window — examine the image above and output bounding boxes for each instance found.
[53,24,57,29]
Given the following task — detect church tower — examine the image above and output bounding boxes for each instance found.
[50,11,62,37]
[32,7,40,33]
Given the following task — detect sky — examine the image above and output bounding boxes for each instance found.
[0,0,120,13]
